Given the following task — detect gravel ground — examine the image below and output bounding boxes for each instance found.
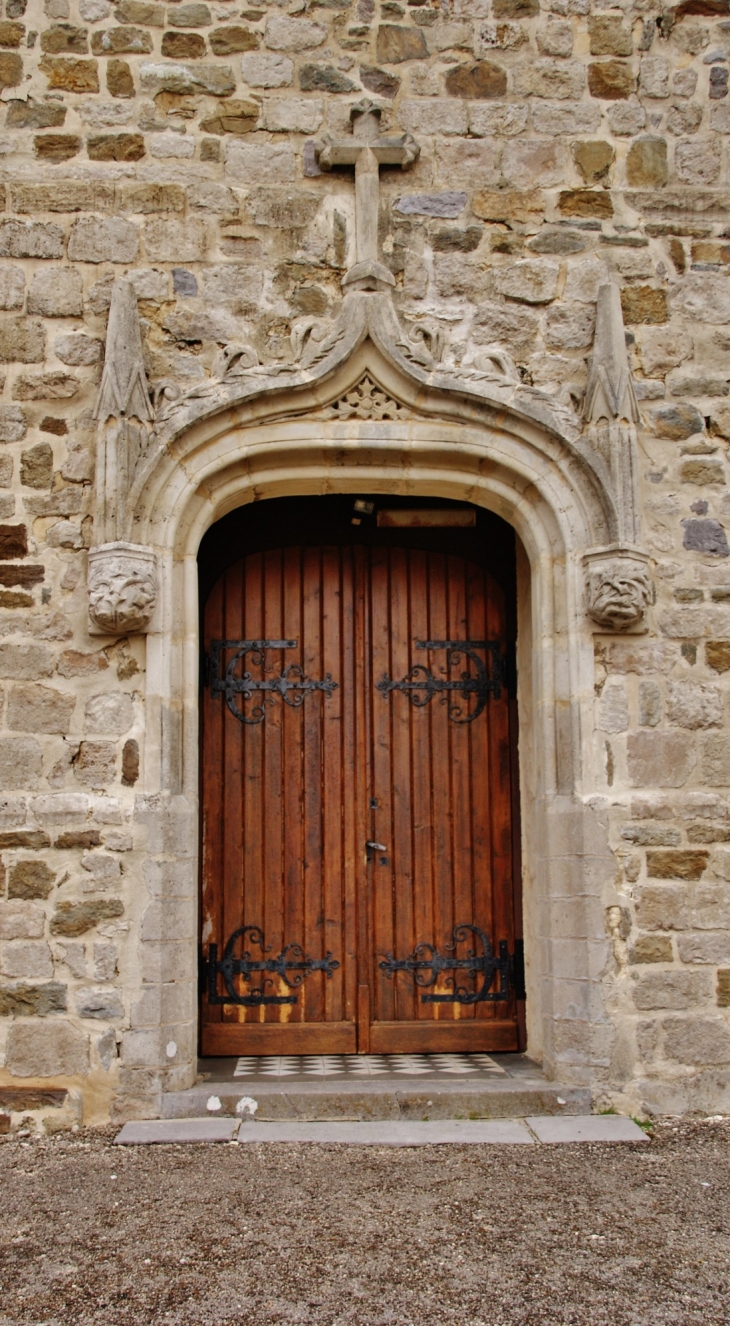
[2,1120,729,1326]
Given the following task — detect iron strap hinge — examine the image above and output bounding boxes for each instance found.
[379,924,514,1005]
[376,639,504,724]
[202,926,340,1007]
[209,639,338,725]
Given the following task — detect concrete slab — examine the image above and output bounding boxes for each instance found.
[235,1119,534,1145]
[526,1115,649,1144]
[114,1118,238,1144]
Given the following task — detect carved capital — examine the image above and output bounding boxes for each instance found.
[583,547,652,631]
[88,541,158,635]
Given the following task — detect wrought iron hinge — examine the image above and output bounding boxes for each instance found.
[376,640,503,724]
[209,638,337,725]
[380,924,512,1005]
[202,926,340,1007]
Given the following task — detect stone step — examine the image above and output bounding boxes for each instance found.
[116,1116,648,1146]
[162,1077,592,1122]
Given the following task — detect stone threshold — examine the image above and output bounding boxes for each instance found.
[161,1054,592,1122]
[115,1116,649,1146]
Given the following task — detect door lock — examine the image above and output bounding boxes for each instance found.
[365,840,387,864]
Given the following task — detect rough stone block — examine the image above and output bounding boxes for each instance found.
[588,59,635,99]
[144,217,207,262]
[589,14,632,57]
[558,189,613,219]
[27,268,84,318]
[248,189,319,229]
[633,969,711,1010]
[0,316,45,364]
[8,861,55,900]
[671,272,730,324]
[262,97,323,134]
[511,57,583,100]
[0,941,53,980]
[50,896,124,937]
[6,99,66,128]
[139,60,235,96]
[678,932,730,963]
[73,741,117,788]
[502,139,566,188]
[621,286,668,324]
[493,260,559,304]
[5,1019,89,1076]
[68,217,139,263]
[87,132,145,161]
[399,98,469,135]
[199,100,259,136]
[240,52,292,87]
[375,24,427,64]
[7,685,75,735]
[0,737,42,789]
[0,981,67,1016]
[40,55,99,92]
[629,934,674,963]
[76,986,123,1019]
[0,51,22,88]
[640,55,670,98]
[626,136,668,188]
[627,731,697,787]
[0,217,64,255]
[469,103,529,136]
[0,900,45,940]
[675,138,721,185]
[91,25,151,53]
[224,138,295,184]
[646,849,709,880]
[666,680,722,729]
[160,31,206,59]
[661,1016,730,1065]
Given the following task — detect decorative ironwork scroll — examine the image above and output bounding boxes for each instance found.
[375,640,502,723]
[209,638,338,724]
[379,924,511,1005]
[203,926,340,1007]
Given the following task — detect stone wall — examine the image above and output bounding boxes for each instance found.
[1,0,730,1124]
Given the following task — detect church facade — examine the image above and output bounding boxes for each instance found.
[1,0,730,1129]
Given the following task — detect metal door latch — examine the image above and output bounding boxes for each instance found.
[365,840,387,864]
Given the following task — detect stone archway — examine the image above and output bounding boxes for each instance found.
[87,281,651,1120]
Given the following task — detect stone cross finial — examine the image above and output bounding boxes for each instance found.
[315,99,419,291]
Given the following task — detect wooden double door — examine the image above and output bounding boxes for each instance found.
[201,531,522,1056]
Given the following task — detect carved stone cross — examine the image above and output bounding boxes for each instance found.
[315,99,419,291]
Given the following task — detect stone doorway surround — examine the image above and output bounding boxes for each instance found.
[83,270,650,1122]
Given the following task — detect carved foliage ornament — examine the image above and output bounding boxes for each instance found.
[88,542,158,635]
[323,375,409,421]
[583,548,652,632]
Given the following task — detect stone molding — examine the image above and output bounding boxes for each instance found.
[583,546,652,632]
[88,541,158,636]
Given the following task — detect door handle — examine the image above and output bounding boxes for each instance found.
[365,840,387,863]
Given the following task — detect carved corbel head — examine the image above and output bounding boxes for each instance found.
[88,542,158,635]
[583,547,652,631]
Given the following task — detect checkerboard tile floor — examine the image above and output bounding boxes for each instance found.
[233,1054,507,1078]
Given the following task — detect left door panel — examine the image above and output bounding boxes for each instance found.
[200,548,359,1055]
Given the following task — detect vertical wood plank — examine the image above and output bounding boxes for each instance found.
[369,545,395,1024]
[302,546,324,1024]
